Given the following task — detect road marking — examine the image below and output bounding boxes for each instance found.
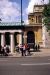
[48,59,50,60]
[0,60,8,61]
[21,63,50,66]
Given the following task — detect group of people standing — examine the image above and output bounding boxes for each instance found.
[0,45,10,56]
[16,43,40,56]
[19,44,30,56]
[33,44,40,51]
[0,43,40,56]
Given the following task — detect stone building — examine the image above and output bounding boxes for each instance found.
[0,22,24,54]
[24,5,43,47]
[0,5,50,54]
[24,5,50,48]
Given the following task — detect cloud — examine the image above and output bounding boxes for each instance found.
[27,0,49,13]
[0,0,20,22]
[23,0,49,24]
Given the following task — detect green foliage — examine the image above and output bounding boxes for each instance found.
[43,17,50,30]
[43,17,50,25]
[43,5,50,17]
[43,5,50,30]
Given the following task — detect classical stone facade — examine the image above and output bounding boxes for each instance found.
[0,5,50,55]
[26,5,50,48]
[0,29,23,53]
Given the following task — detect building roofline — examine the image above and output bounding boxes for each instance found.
[28,13,34,16]
[34,4,50,7]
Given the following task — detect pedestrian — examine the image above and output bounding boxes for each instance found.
[0,45,2,55]
[23,44,26,56]
[6,45,10,53]
[0,45,1,54]
[1,46,3,55]
[15,43,19,52]
[4,45,8,56]
[37,44,40,51]
[20,44,23,56]
[35,44,37,51]
[26,44,30,55]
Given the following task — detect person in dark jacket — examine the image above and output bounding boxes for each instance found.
[20,44,23,56]
[37,44,40,51]
[35,44,37,51]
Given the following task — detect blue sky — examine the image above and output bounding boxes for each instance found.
[10,0,29,8]
[0,0,49,23]
[9,0,29,22]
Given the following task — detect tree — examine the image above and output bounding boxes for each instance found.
[43,4,50,30]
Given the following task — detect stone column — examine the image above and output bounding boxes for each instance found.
[18,30,24,45]
[10,32,15,54]
[19,33,22,45]
[42,26,46,47]
[1,33,5,47]
[42,18,46,47]
[23,32,27,44]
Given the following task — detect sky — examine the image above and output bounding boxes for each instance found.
[0,0,49,23]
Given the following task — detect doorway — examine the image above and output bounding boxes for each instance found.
[5,32,10,45]
[27,31,35,48]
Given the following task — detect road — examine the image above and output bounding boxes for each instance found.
[0,57,50,75]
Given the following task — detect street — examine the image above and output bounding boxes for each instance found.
[0,57,50,75]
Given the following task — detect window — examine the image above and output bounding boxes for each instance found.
[38,15,42,23]
[36,16,37,23]
[32,18,34,22]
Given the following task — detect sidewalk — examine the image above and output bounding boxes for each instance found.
[7,48,50,57]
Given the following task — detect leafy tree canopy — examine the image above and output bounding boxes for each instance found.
[43,5,50,30]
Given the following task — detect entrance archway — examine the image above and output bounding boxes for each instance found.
[27,31,35,44]
[5,32,10,45]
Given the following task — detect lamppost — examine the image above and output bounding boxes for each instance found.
[21,0,24,45]
[0,18,2,23]
[21,0,22,25]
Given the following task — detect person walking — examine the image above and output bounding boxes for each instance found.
[26,44,30,55]
[37,44,40,51]
[23,44,26,56]
[20,44,23,56]
[4,45,8,56]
